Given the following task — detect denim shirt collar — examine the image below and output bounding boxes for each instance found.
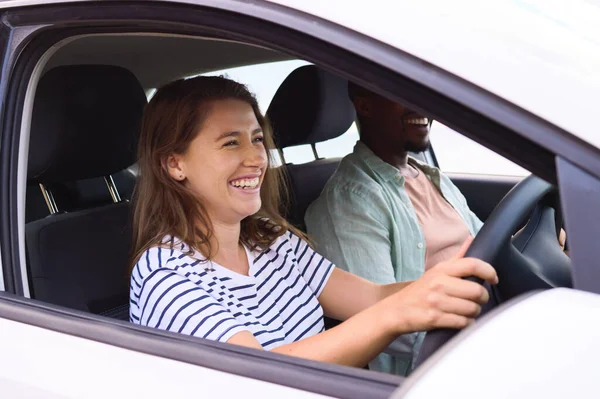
[354,141,442,187]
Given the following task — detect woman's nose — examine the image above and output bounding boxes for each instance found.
[244,142,267,167]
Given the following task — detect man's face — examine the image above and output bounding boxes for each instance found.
[356,94,430,153]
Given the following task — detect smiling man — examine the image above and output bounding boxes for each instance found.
[304,82,483,376]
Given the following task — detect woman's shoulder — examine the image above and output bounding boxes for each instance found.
[132,237,203,277]
[271,230,312,257]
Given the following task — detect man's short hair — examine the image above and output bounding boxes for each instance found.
[347,81,376,103]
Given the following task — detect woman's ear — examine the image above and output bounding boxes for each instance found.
[165,154,186,181]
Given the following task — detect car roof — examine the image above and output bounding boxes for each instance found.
[266,0,600,150]
[2,0,599,150]
[44,35,290,90]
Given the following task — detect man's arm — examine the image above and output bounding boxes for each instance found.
[305,186,408,322]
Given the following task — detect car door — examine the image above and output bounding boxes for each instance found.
[0,1,404,398]
[1,1,599,398]
[0,293,329,398]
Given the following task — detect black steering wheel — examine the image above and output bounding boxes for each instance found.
[414,175,573,368]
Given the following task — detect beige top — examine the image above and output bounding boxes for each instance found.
[403,167,472,270]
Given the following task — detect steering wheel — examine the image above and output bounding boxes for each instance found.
[414,175,573,368]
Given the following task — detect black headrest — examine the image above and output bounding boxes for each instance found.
[267,65,356,149]
[28,65,147,183]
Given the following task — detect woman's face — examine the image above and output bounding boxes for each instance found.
[167,99,268,225]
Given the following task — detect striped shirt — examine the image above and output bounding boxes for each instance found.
[130,232,335,349]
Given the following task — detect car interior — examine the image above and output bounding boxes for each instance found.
[24,34,368,319]
[20,32,573,371]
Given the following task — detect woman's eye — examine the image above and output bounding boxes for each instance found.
[253,136,265,143]
[223,140,238,147]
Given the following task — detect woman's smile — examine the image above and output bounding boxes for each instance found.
[228,172,262,194]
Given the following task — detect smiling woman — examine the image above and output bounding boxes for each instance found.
[165,99,267,227]
[130,76,298,265]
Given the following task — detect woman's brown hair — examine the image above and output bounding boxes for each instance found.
[130,75,304,271]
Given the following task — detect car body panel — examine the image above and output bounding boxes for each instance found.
[0,1,598,397]
[557,157,600,294]
[2,1,599,149]
[262,0,600,150]
[2,0,599,151]
[0,316,329,398]
[394,288,600,398]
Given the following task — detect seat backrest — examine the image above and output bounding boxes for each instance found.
[26,202,132,316]
[283,159,341,229]
[26,165,139,223]
[26,65,146,318]
[57,165,138,212]
[267,65,356,229]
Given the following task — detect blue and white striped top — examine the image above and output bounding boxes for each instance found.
[130,231,335,349]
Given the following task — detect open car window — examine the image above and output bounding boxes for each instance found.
[430,121,529,177]
[198,60,360,164]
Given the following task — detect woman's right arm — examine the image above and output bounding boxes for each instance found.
[228,301,397,367]
[228,256,498,368]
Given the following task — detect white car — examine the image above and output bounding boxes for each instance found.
[0,0,598,397]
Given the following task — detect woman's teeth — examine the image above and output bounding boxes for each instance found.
[230,177,260,189]
[406,118,429,125]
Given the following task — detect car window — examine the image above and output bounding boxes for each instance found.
[200,60,359,164]
[430,121,529,177]
[202,59,308,113]
[315,125,359,159]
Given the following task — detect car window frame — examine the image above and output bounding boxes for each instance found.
[0,289,404,397]
[0,0,598,395]
[557,158,600,295]
[0,7,405,398]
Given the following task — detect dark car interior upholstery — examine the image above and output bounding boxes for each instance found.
[44,35,290,89]
[26,166,137,223]
[23,38,364,325]
[267,65,356,229]
[25,65,147,319]
[26,35,292,223]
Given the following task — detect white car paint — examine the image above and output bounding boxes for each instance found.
[2,0,598,148]
[0,1,598,397]
[0,317,329,398]
[263,0,600,150]
[395,288,600,398]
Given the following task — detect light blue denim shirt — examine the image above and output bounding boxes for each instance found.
[305,141,483,376]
